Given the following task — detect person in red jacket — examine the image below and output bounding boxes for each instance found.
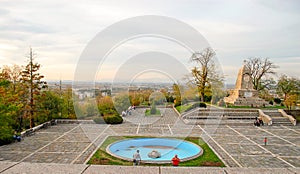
[172,154,180,166]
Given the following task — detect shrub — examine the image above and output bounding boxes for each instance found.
[0,125,14,145]
[204,95,212,102]
[269,100,274,105]
[103,114,123,124]
[199,102,207,108]
[150,104,157,115]
[274,98,281,104]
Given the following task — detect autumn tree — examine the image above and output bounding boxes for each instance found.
[61,87,75,119]
[20,48,47,128]
[173,83,182,106]
[1,64,22,93]
[276,75,300,109]
[190,47,224,102]
[0,79,22,144]
[0,65,24,132]
[129,91,142,106]
[285,94,297,110]
[244,57,278,91]
[97,95,116,115]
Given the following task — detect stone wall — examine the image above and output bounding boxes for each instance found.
[284,110,300,123]
[284,110,300,117]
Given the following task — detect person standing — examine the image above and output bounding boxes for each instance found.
[133,150,141,166]
[172,154,180,166]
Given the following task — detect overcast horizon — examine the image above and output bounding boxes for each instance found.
[1,0,299,84]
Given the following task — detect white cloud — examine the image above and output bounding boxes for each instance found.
[0,0,299,83]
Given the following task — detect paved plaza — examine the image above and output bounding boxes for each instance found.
[0,108,300,173]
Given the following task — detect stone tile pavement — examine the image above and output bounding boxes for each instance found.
[0,108,300,173]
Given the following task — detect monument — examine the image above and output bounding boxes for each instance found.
[224,64,268,107]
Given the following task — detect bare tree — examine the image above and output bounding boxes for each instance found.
[190,47,223,102]
[244,57,278,91]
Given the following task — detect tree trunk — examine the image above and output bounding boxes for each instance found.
[29,48,34,128]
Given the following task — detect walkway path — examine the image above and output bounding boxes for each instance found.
[0,108,300,173]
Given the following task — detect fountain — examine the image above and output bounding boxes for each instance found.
[106,138,203,163]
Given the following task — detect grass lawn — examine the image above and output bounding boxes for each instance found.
[88,136,225,167]
[175,104,192,113]
[145,109,161,116]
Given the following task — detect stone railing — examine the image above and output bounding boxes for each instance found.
[21,120,56,137]
[278,109,296,126]
[20,119,96,137]
[258,109,272,125]
[56,119,95,124]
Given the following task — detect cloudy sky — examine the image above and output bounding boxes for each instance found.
[0,0,299,84]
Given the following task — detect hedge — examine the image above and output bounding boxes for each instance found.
[93,115,123,124]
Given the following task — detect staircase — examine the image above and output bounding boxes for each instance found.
[182,108,259,126]
[263,110,292,126]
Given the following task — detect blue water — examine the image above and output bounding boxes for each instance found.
[107,138,202,162]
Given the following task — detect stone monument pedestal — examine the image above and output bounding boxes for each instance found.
[224,65,268,107]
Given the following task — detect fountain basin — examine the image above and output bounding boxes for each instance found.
[106,138,203,163]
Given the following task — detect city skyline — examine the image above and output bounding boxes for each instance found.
[0,0,299,84]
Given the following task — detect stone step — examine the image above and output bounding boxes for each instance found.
[264,112,283,117]
[185,120,253,126]
[272,118,289,122]
[185,117,256,120]
[272,123,293,126]
[271,117,292,126]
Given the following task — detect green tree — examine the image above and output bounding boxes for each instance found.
[113,93,131,114]
[20,48,47,128]
[36,91,61,123]
[0,79,22,144]
[190,47,224,102]
[276,75,300,109]
[276,75,299,101]
[86,104,98,116]
[61,87,75,119]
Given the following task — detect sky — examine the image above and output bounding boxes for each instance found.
[0,0,299,84]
